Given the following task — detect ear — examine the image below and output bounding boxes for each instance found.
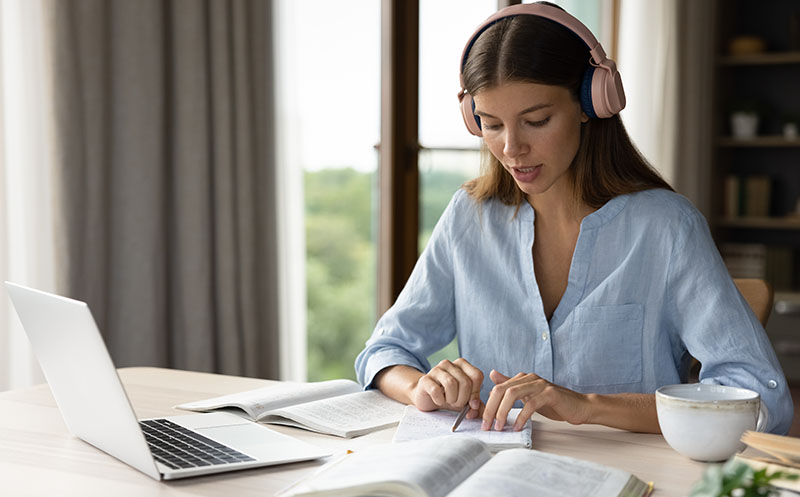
[581,111,590,123]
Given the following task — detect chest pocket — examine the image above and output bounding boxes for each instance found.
[566,303,643,387]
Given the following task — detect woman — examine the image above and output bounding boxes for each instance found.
[355,2,793,434]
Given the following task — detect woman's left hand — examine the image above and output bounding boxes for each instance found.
[482,369,592,431]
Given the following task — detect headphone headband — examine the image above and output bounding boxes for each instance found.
[458,3,625,136]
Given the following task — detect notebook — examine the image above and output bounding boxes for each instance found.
[4,282,330,480]
[392,405,532,452]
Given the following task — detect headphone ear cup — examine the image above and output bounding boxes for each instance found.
[460,92,483,137]
[580,67,598,119]
[589,65,626,118]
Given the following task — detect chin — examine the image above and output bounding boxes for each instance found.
[513,180,546,197]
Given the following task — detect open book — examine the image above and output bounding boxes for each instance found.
[284,435,652,497]
[392,405,532,452]
[741,430,800,465]
[735,430,800,493]
[176,379,406,438]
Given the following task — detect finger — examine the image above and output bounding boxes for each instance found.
[482,370,509,430]
[513,402,537,431]
[490,369,510,384]
[468,398,481,419]
[453,358,485,414]
[465,399,485,419]
[418,375,446,408]
[454,358,485,398]
[436,360,474,408]
[429,363,465,407]
[494,381,527,431]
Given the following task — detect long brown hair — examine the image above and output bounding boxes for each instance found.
[461,13,673,208]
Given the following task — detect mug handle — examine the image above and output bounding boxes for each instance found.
[756,400,769,432]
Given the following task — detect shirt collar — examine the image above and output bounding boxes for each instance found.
[516,193,631,229]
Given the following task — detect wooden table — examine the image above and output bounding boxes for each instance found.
[0,367,716,496]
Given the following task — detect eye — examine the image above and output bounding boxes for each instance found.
[481,122,502,131]
[527,116,551,127]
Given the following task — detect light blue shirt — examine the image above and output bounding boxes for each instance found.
[355,188,793,434]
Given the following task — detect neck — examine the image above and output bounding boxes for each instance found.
[527,176,593,227]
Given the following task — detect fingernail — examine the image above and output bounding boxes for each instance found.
[469,399,479,409]
[494,419,503,431]
[481,419,490,431]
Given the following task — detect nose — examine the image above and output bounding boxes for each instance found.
[503,127,527,159]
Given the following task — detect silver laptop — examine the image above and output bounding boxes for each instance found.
[5,282,331,480]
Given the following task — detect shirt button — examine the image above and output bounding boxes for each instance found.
[541,332,548,341]
[768,380,778,389]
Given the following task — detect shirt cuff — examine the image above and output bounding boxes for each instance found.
[359,347,428,390]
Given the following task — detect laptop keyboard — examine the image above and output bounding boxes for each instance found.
[140,419,256,470]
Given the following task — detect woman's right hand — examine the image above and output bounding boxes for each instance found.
[411,358,485,419]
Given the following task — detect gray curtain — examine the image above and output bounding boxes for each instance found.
[671,0,715,219]
[47,0,280,379]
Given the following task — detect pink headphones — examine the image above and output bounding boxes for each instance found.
[457,3,625,137]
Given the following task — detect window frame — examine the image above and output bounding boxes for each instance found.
[378,0,524,314]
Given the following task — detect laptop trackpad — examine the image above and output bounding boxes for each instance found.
[198,423,281,450]
[167,412,329,462]
[196,423,330,462]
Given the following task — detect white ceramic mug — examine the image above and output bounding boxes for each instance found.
[655,384,768,462]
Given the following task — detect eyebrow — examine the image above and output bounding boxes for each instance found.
[474,103,554,119]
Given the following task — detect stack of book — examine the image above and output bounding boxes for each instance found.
[724,174,772,218]
[722,243,767,279]
[721,243,796,290]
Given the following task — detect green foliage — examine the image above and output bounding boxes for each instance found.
[690,458,799,497]
[420,169,470,236]
[305,168,373,241]
[304,166,473,382]
[426,339,460,365]
[305,168,376,382]
[418,168,472,255]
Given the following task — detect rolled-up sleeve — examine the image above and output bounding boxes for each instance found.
[666,209,794,434]
[354,191,462,389]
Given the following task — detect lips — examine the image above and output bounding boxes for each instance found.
[509,164,542,183]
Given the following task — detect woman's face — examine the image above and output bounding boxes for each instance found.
[472,81,588,201]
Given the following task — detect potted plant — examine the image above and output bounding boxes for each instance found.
[728,99,764,139]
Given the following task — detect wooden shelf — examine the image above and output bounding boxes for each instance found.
[718,136,800,147]
[719,51,800,65]
[718,217,800,230]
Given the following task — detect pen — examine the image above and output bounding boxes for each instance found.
[451,404,470,432]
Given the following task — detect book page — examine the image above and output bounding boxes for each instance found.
[447,448,644,497]
[175,379,361,420]
[741,430,800,464]
[288,436,491,497]
[393,406,532,451]
[261,390,406,438]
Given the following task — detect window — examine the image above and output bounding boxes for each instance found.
[275,0,380,381]
[418,1,496,364]
[418,1,494,251]
[522,0,612,53]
